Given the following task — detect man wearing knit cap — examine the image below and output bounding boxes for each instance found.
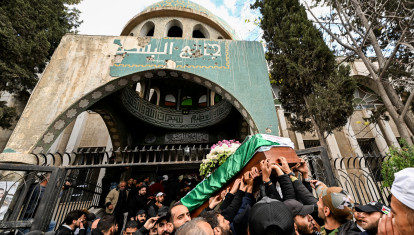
[378,168,414,235]
[315,182,360,235]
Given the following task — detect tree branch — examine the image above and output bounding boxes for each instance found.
[304,2,356,52]
[400,91,414,121]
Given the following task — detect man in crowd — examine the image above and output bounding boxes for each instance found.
[123,221,138,235]
[56,210,86,235]
[148,176,164,196]
[378,168,414,235]
[127,186,148,220]
[106,181,129,234]
[315,184,360,235]
[96,215,118,235]
[148,192,165,217]
[127,178,135,192]
[142,176,150,187]
[169,204,191,229]
[355,202,390,234]
[249,196,295,235]
[284,199,318,235]
[176,217,214,235]
[201,210,231,235]
[135,210,147,228]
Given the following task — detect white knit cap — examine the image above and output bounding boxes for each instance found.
[391,168,414,210]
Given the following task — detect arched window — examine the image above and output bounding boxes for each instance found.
[164,94,176,107]
[214,94,222,103]
[149,87,160,105]
[192,24,210,38]
[140,21,155,37]
[135,83,142,96]
[165,20,183,37]
[217,36,223,39]
[181,96,192,107]
[198,95,207,107]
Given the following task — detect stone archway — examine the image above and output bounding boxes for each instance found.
[31,69,259,154]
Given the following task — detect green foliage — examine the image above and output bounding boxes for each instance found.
[0,0,82,128]
[252,0,356,136]
[381,140,414,187]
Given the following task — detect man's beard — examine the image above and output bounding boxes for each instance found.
[218,226,231,235]
[296,223,313,235]
[137,221,145,228]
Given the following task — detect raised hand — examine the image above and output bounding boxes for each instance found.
[260,159,272,182]
[378,213,399,235]
[250,167,260,179]
[240,176,248,191]
[296,158,309,178]
[279,157,292,174]
[270,162,284,176]
[209,194,223,209]
[230,178,241,194]
[221,187,229,199]
[144,216,159,230]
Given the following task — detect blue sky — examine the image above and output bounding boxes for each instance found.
[76,0,262,40]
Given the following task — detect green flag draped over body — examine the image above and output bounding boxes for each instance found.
[181,134,294,211]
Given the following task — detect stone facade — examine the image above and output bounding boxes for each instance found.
[0,0,278,164]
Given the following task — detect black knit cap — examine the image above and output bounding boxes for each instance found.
[284,199,314,216]
[157,206,171,223]
[248,197,295,235]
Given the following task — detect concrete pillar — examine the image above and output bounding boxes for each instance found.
[294,132,305,150]
[66,112,88,153]
[363,110,389,155]
[326,133,342,159]
[344,119,364,157]
[276,109,289,138]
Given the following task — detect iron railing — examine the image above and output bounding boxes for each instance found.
[0,145,392,233]
[32,144,211,168]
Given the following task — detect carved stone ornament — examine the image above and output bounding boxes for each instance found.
[121,87,232,129]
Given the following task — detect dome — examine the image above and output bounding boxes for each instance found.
[120,0,239,40]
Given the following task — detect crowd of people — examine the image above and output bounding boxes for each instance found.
[50,158,414,235]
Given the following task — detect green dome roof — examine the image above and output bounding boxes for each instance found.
[144,0,238,39]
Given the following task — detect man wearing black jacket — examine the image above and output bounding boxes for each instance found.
[127,186,147,220]
[56,210,86,235]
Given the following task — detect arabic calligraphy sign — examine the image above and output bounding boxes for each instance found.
[110,38,229,73]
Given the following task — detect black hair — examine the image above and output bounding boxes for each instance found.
[124,220,138,229]
[63,210,83,225]
[97,215,117,233]
[199,210,220,229]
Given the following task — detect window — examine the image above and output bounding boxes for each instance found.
[198,95,207,107]
[166,20,183,37]
[181,96,192,107]
[165,94,176,107]
[140,21,155,37]
[357,138,380,155]
[149,88,160,105]
[192,24,209,38]
[214,94,222,103]
[303,140,320,149]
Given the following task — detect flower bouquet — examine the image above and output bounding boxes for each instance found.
[199,139,241,177]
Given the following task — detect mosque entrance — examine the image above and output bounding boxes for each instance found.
[89,70,249,149]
